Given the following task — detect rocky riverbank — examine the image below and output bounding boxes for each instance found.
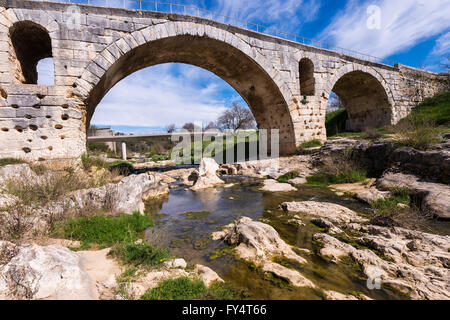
[0,135,449,300]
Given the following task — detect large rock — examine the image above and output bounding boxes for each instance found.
[0,243,95,300]
[212,217,313,287]
[261,179,297,192]
[194,264,224,286]
[377,172,450,219]
[213,217,306,264]
[280,201,368,223]
[67,173,159,214]
[190,158,224,191]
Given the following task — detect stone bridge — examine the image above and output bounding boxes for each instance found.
[0,0,448,160]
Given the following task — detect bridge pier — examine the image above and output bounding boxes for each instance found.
[121,142,127,161]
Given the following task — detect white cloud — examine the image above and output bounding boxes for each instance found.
[431,32,450,56]
[91,64,240,128]
[212,0,321,31]
[317,0,450,58]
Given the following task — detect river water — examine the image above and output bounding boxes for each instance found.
[144,177,448,300]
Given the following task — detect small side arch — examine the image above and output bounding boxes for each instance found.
[299,58,315,96]
[324,65,395,131]
[9,20,52,84]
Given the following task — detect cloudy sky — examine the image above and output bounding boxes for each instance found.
[37,0,450,133]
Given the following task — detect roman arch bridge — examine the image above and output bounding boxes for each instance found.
[0,0,448,160]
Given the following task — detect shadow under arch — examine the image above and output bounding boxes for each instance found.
[327,70,393,131]
[78,34,297,154]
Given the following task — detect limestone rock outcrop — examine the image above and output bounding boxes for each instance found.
[261,179,297,192]
[0,242,95,300]
[313,224,450,300]
[280,201,368,223]
[190,158,224,191]
[212,217,313,288]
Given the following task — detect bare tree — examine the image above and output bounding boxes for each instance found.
[441,55,450,71]
[165,123,176,133]
[217,103,256,131]
[327,93,344,112]
[182,122,195,132]
[203,121,217,131]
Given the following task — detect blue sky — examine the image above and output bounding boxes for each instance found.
[37,0,450,133]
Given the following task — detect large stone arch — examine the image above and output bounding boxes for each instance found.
[323,65,395,131]
[73,21,297,154]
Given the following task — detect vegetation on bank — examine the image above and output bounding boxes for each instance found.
[325,91,450,150]
[305,150,367,186]
[368,187,430,229]
[81,153,135,175]
[109,241,171,267]
[140,277,241,300]
[52,212,152,249]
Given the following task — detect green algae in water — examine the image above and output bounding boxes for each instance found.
[209,244,235,260]
[182,211,211,219]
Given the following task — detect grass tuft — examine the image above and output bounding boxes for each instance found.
[109,241,171,267]
[140,277,241,300]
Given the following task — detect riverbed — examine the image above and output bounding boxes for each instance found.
[144,177,449,300]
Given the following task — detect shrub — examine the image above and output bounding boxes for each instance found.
[390,114,440,150]
[109,241,171,267]
[53,212,152,249]
[108,161,134,176]
[276,171,300,183]
[81,153,108,171]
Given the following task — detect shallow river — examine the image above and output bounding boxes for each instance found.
[144,177,448,300]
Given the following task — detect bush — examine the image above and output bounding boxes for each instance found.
[108,161,134,176]
[140,277,241,300]
[81,153,108,171]
[276,171,300,183]
[53,212,152,249]
[109,241,171,267]
[390,113,440,150]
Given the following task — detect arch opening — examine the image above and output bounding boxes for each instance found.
[326,70,392,133]
[299,58,315,96]
[84,35,296,154]
[9,21,53,84]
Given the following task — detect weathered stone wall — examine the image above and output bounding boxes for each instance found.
[0,0,447,161]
